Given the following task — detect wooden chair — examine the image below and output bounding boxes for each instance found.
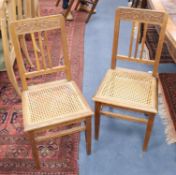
[10,15,92,169]
[93,7,168,151]
[55,0,99,23]
[0,0,39,95]
[75,0,99,23]
[55,0,75,19]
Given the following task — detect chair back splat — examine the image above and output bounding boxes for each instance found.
[111,7,168,77]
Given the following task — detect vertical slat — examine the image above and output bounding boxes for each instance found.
[31,0,39,17]
[128,21,135,58]
[134,22,141,58]
[139,23,148,59]
[20,35,34,67]
[11,0,17,21]
[38,32,47,69]
[44,31,52,68]
[31,32,40,70]
[25,0,32,18]
[17,0,23,19]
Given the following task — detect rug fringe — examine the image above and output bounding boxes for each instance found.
[158,82,176,144]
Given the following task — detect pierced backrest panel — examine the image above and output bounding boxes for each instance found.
[10,15,71,90]
[111,7,168,77]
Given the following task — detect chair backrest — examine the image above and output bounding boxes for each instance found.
[10,15,71,91]
[111,7,168,77]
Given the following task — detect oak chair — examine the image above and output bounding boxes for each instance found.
[10,15,92,169]
[93,7,168,151]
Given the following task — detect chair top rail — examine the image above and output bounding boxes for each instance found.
[10,15,63,35]
[116,7,167,26]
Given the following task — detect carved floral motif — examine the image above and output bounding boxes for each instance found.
[118,8,165,24]
[15,16,62,34]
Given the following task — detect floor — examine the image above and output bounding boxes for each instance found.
[79,0,176,175]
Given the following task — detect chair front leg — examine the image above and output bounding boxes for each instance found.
[143,114,155,151]
[28,131,40,169]
[95,102,101,140]
[85,116,92,155]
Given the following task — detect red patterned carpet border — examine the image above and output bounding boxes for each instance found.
[0,0,87,174]
[159,73,176,143]
[145,25,175,63]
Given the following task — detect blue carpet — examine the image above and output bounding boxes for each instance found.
[79,0,176,174]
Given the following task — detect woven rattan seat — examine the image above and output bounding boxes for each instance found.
[23,81,92,131]
[93,7,168,151]
[93,68,157,114]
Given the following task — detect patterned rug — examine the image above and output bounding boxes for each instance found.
[0,0,87,174]
[145,25,175,63]
[159,73,176,144]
